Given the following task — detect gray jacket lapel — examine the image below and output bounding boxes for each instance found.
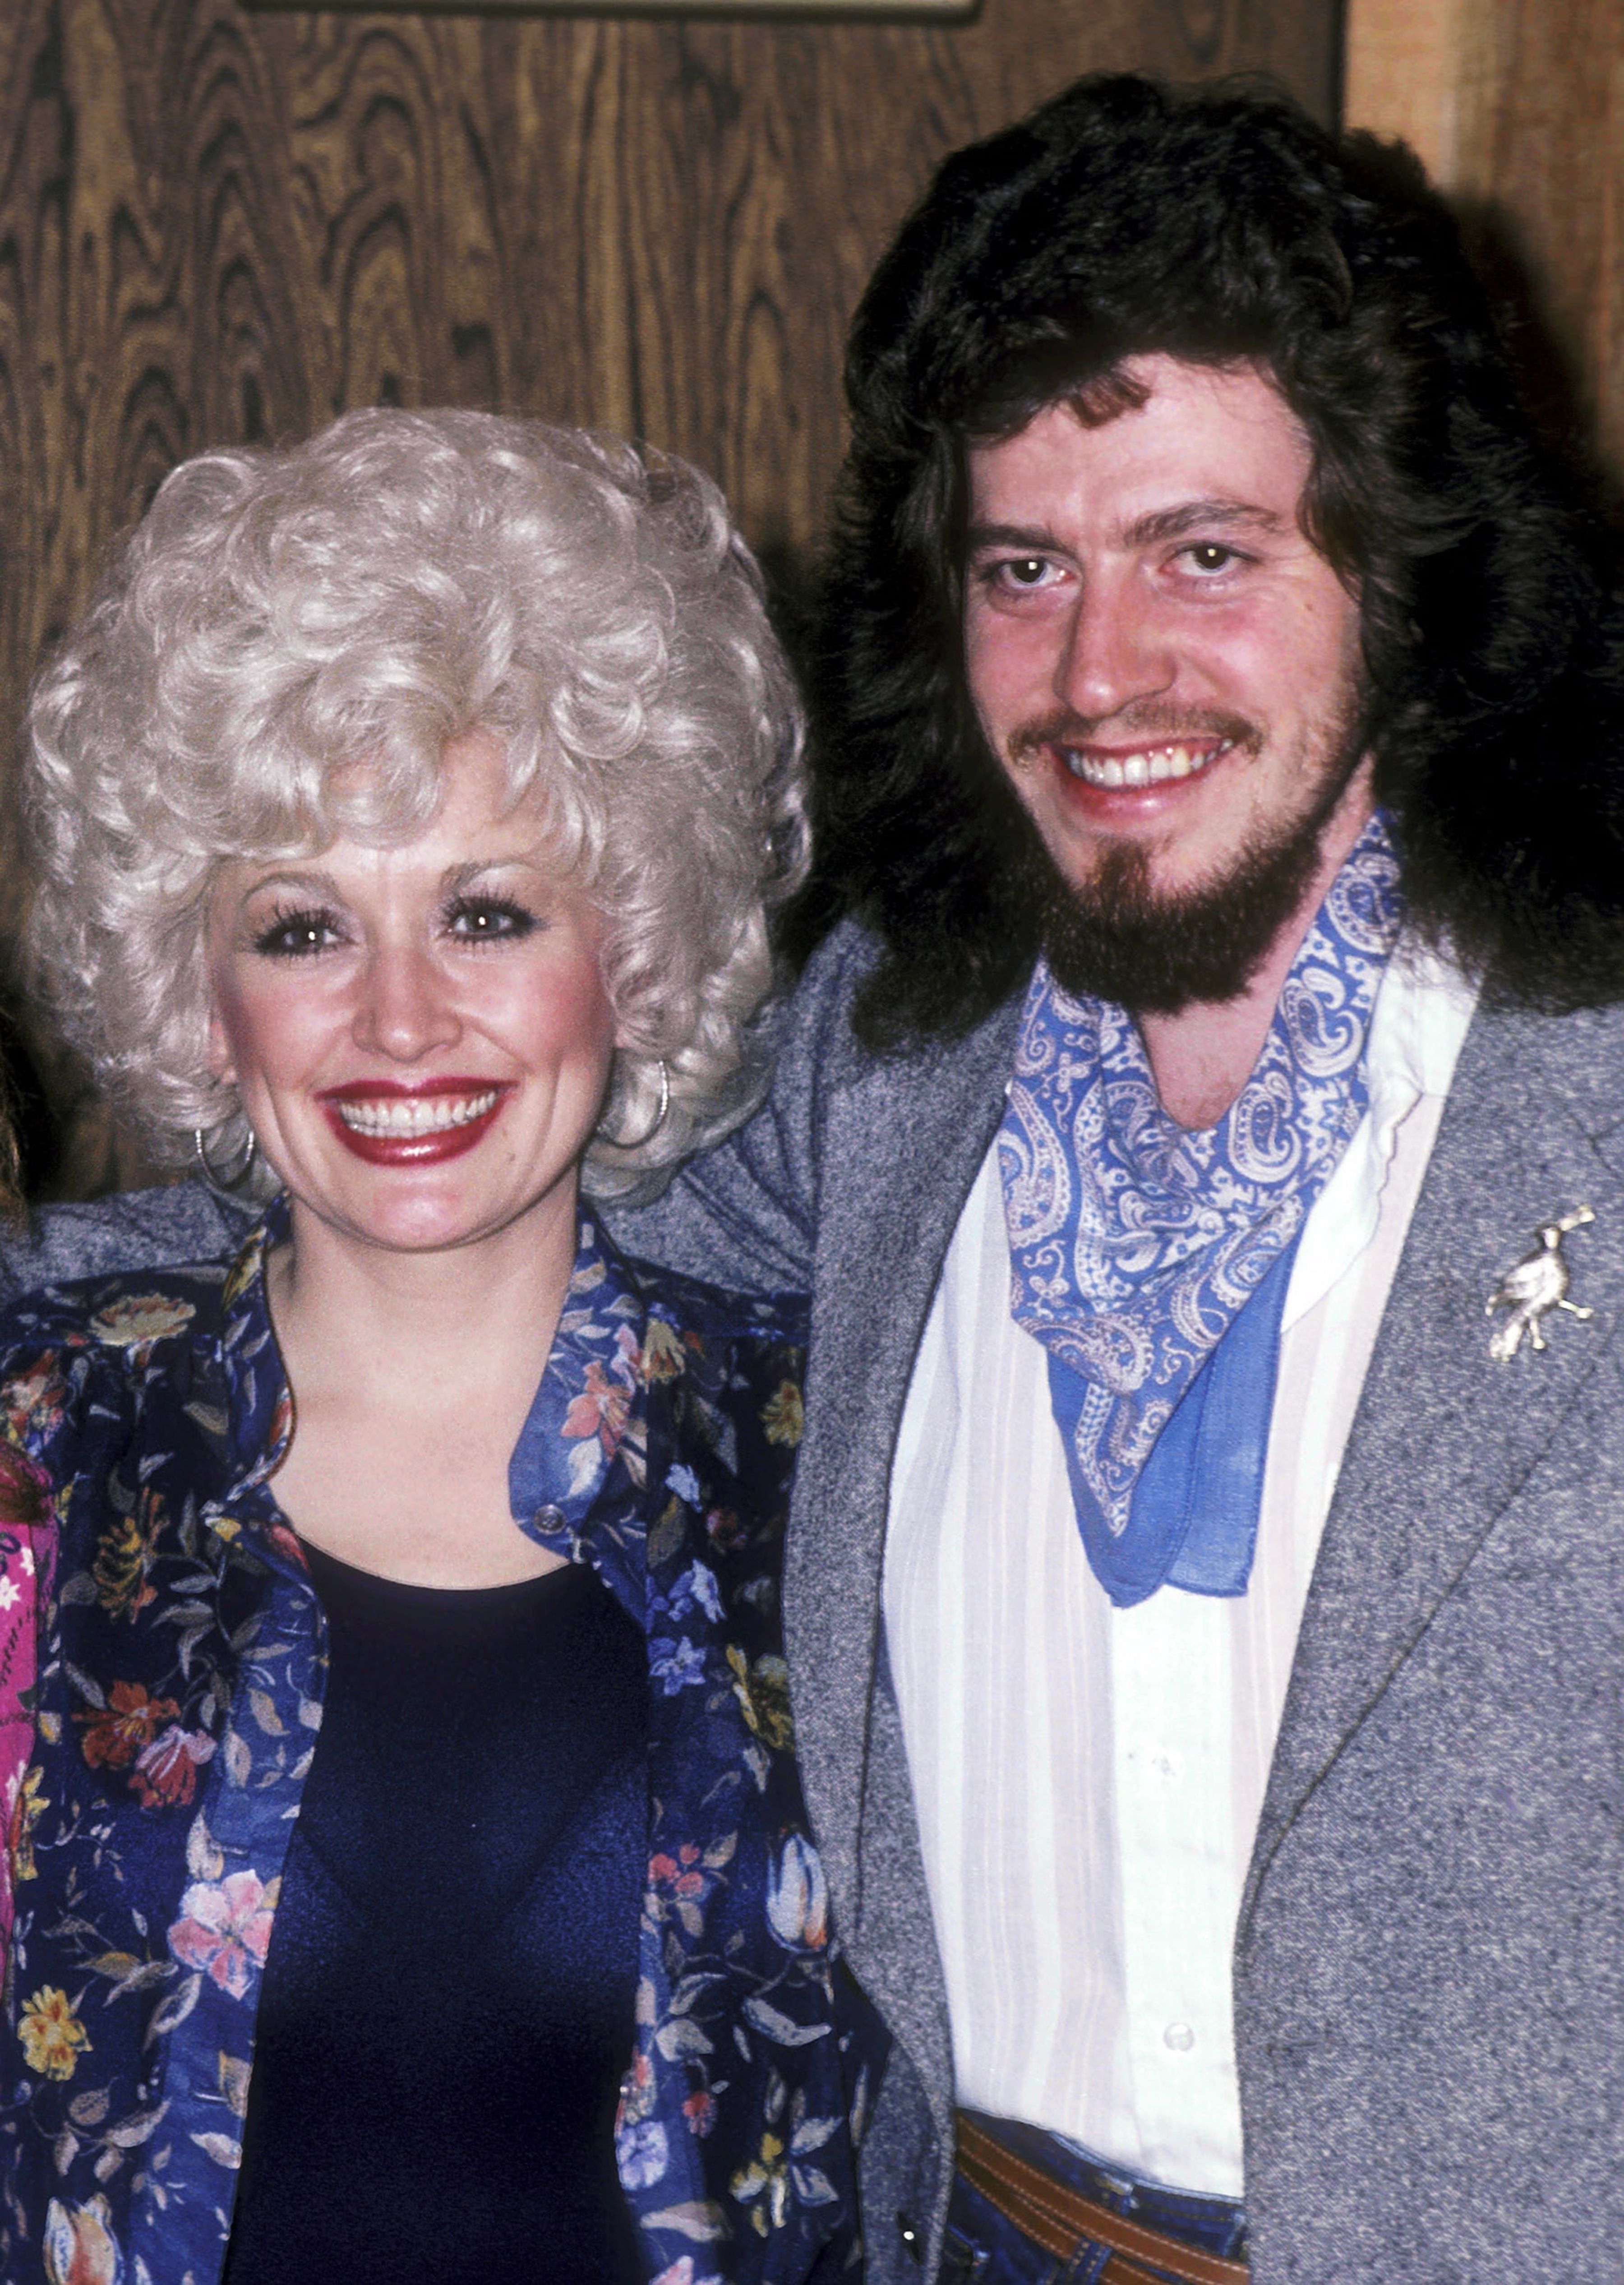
[1246,997,1624,1911]
[783,995,1020,2096]
[783,979,1624,2126]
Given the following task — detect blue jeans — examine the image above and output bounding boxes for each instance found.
[940,2113,1247,2285]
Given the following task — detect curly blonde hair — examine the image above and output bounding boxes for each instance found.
[25,409,807,1200]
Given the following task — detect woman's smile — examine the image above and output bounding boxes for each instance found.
[318,1078,515,1165]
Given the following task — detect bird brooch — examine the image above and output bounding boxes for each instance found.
[1486,1205,1596,1361]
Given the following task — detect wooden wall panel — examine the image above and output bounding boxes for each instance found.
[0,0,1337,1191]
[1458,0,1624,493]
[1346,0,1624,493]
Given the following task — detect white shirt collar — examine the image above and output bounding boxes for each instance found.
[1284,937,1479,1330]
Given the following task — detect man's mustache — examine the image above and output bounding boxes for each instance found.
[1008,707,1261,763]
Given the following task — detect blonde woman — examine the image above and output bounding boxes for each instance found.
[0,412,880,2285]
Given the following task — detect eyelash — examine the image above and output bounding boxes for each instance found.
[251,904,346,959]
[1178,543,1245,576]
[249,894,541,959]
[443,895,540,943]
[976,544,1250,600]
[983,557,1058,591]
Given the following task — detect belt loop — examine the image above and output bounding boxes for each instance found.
[952,2112,1250,2285]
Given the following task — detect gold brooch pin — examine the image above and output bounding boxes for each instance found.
[1486,1205,1596,1361]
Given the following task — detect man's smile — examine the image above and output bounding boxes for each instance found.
[1057,735,1234,790]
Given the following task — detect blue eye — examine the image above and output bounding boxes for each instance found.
[253,908,343,958]
[445,896,538,942]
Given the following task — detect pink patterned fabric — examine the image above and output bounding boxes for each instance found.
[0,1442,55,1958]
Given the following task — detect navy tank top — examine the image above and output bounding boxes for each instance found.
[222,1545,648,2285]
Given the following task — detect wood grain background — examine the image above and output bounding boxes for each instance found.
[1346,0,1624,500]
[0,0,1338,1191]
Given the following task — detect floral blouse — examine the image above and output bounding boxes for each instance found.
[0,1200,882,2285]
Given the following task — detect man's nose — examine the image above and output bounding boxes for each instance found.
[352,944,461,1062]
[1056,573,1176,721]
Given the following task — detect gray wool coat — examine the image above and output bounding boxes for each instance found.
[5,920,1621,2283]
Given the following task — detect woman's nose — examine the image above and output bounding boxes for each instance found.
[351,946,462,1062]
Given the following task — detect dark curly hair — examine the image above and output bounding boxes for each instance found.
[803,72,1624,1047]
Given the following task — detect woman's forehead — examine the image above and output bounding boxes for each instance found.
[218,730,571,870]
[207,752,582,911]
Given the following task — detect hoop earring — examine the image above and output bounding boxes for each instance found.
[606,1058,670,1152]
[194,1123,257,1192]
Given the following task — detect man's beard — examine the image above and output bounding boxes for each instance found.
[1013,709,1368,1015]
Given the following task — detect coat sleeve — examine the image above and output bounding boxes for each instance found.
[0,1184,253,1306]
[600,922,876,1297]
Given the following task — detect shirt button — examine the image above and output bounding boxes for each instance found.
[534,1504,566,1533]
[1163,2022,1195,2052]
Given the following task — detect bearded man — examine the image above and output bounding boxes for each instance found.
[618,74,1624,2284]
[8,73,1622,2285]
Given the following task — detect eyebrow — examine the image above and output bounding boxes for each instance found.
[234,850,552,904]
[1123,499,1287,546]
[965,499,1288,557]
[964,521,1066,558]
[439,854,553,890]
[234,867,341,902]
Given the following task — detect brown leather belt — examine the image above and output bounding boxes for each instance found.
[954,2112,1250,2285]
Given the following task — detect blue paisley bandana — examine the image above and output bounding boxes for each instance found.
[997,812,1403,1606]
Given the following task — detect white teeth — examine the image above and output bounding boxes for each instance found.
[1061,738,1230,789]
[336,1089,500,1136]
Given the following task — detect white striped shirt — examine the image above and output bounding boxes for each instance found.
[881,946,1478,2196]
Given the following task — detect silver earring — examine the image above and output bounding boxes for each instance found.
[194,1123,257,1191]
[606,1059,670,1152]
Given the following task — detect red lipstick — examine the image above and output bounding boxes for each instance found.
[317,1077,514,1168]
